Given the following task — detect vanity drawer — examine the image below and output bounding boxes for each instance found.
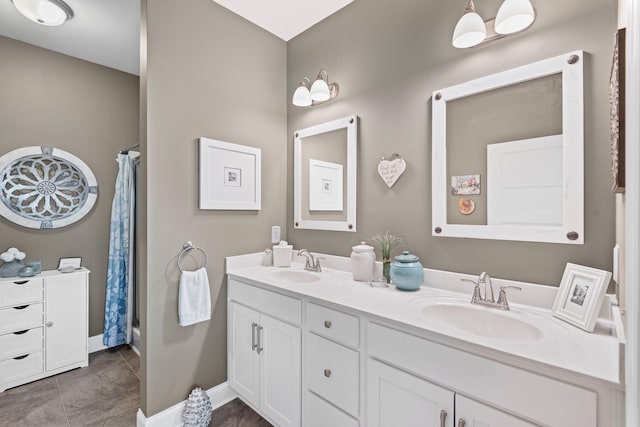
[306,302,359,348]
[0,351,43,385]
[0,304,43,334]
[0,327,43,361]
[228,279,301,326]
[306,332,359,417]
[305,391,359,427]
[0,278,43,308]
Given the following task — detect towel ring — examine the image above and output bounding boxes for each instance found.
[177,241,208,273]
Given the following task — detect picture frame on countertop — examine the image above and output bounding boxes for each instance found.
[58,257,82,270]
[551,263,612,332]
[198,137,261,210]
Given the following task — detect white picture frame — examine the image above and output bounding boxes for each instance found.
[308,159,343,211]
[199,138,261,210]
[551,263,612,332]
[58,257,82,270]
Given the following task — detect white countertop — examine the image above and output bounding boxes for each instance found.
[227,252,624,389]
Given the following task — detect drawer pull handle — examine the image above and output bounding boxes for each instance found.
[13,305,29,310]
[440,410,447,427]
[46,321,54,327]
[13,354,29,360]
[324,320,332,328]
[257,326,263,354]
[13,330,29,335]
[13,280,29,285]
[458,419,466,427]
[251,322,258,351]
[324,369,332,378]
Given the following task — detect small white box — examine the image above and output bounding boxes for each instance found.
[273,245,293,267]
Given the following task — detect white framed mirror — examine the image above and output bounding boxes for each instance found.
[294,115,358,232]
[432,51,584,244]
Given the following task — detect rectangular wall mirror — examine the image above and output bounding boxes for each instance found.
[294,115,358,232]
[432,51,584,244]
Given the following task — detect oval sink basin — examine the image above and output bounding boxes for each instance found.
[420,303,544,342]
[264,270,321,284]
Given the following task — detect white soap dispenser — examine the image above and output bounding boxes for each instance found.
[351,241,376,282]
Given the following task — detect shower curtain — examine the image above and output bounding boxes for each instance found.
[103,153,136,347]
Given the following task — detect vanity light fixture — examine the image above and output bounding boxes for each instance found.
[292,69,339,107]
[452,0,535,49]
[11,0,74,26]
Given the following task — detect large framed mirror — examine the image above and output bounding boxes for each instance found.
[294,115,358,232]
[432,51,584,244]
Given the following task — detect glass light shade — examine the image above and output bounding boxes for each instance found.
[452,11,487,48]
[494,0,535,35]
[12,0,73,26]
[310,78,331,102]
[292,85,312,107]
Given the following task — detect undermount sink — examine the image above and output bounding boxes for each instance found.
[419,302,544,342]
[264,269,321,284]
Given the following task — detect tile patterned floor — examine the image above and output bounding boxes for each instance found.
[0,345,270,426]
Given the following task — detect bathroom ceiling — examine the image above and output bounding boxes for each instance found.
[0,0,353,76]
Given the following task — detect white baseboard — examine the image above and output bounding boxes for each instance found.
[88,334,107,353]
[136,382,237,427]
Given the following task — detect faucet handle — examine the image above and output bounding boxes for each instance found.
[461,278,482,302]
[496,285,521,310]
[314,257,325,272]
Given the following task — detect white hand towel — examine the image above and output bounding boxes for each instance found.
[178,267,211,327]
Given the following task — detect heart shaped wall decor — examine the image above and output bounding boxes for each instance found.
[377,157,406,188]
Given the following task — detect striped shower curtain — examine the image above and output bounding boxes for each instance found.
[103,153,136,347]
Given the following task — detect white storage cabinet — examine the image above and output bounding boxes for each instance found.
[0,269,89,392]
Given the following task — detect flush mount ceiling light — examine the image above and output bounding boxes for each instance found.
[292,69,339,107]
[452,0,535,49]
[11,0,74,26]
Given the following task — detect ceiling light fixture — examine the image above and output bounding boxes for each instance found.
[292,69,339,107]
[452,0,535,49]
[11,0,74,27]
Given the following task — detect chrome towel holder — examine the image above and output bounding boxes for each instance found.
[177,241,208,273]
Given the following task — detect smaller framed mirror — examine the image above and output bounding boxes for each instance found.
[432,51,584,244]
[294,115,358,232]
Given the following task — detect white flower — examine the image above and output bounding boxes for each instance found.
[14,251,26,261]
[7,247,18,254]
[1,252,15,262]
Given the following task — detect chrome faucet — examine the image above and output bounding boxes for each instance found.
[297,249,323,272]
[461,272,521,310]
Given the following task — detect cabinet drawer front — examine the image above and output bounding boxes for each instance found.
[306,302,359,348]
[0,278,43,308]
[0,327,43,361]
[0,351,43,384]
[229,279,301,326]
[368,322,597,427]
[306,333,359,417]
[0,304,43,334]
[305,391,359,427]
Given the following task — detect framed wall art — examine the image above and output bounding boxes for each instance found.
[551,263,612,332]
[610,27,626,193]
[199,138,261,210]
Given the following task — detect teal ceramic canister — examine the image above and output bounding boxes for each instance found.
[390,251,424,291]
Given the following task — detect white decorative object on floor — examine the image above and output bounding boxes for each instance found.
[178,268,211,327]
[182,386,213,427]
[0,268,89,392]
[377,154,406,188]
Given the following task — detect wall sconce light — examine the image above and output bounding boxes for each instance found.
[292,69,339,107]
[452,0,535,49]
[11,0,74,26]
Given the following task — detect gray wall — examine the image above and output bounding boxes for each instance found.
[142,0,287,416]
[287,0,617,286]
[0,36,140,336]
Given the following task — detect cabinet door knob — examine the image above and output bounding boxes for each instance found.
[46,321,54,327]
[440,410,447,427]
[324,320,332,328]
[458,419,466,427]
[324,369,332,378]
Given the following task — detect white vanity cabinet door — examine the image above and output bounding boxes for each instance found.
[44,273,87,372]
[259,314,301,427]
[229,302,261,408]
[456,395,537,427]
[367,359,454,427]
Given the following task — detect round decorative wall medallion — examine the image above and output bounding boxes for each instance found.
[0,146,98,229]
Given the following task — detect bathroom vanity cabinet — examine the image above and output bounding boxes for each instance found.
[227,262,624,427]
[0,269,89,392]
